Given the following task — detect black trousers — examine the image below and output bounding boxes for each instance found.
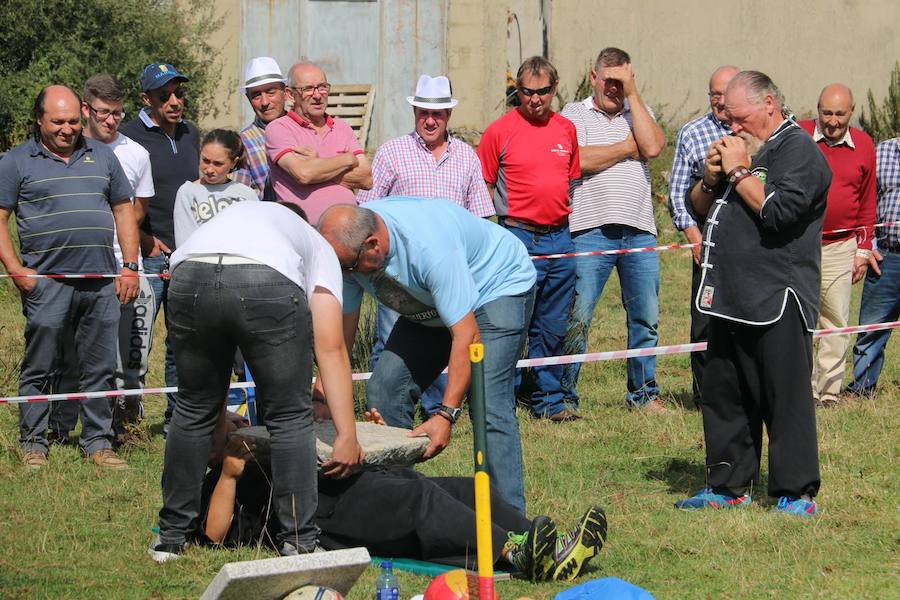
[690,260,709,405]
[701,301,820,498]
[317,469,532,567]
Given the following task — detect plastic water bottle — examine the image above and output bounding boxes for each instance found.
[374,560,399,600]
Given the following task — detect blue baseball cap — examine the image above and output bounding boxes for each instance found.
[139,63,189,91]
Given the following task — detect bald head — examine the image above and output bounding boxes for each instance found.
[34,85,83,157]
[817,83,854,144]
[708,66,739,122]
[318,204,383,273]
[288,61,330,124]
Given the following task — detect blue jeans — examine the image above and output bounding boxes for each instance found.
[366,288,535,514]
[849,251,900,395]
[504,225,575,417]
[18,278,118,454]
[159,260,318,548]
[562,225,660,407]
[143,253,178,422]
[371,303,446,416]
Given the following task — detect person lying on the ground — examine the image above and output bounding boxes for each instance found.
[199,408,608,582]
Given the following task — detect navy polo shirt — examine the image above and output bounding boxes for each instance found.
[119,109,200,250]
[0,137,132,274]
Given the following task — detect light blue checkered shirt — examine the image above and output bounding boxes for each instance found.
[668,112,731,230]
[875,137,900,249]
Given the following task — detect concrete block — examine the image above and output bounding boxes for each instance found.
[200,547,371,600]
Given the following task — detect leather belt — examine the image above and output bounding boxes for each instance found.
[500,217,565,234]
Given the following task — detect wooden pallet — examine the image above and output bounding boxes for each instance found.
[329,84,376,149]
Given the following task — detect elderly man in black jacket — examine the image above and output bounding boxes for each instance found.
[677,71,831,517]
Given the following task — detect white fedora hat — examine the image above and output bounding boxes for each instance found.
[240,56,287,91]
[406,74,458,110]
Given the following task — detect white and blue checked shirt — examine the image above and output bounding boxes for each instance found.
[875,137,900,249]
[668,112,731,230]
[356,132,494,217]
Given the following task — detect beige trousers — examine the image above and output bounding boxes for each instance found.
[812,237,857,402]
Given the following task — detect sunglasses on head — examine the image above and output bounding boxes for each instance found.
[155,88,186,103]
[518,84,554,97]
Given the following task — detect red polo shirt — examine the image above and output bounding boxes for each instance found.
[478,109,580,227]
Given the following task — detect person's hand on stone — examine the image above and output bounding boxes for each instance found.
[363,407,386,426]
[322,432,364,479]
[411,415,452,460]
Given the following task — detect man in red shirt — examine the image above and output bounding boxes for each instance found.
[478,56,581,421]
[798,84,877,407]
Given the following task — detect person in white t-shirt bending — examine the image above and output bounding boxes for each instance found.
[149,200,363,562]
[50,74,158,443]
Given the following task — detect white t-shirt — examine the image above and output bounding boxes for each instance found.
[170,201,343,304]
[173,179,259,247]
[107,133,154,269]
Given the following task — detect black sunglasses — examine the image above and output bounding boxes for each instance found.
[341,244,365,272]
[518,85,554,97]
[156,88,186,103]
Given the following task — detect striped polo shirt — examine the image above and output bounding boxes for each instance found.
[0,137,133,274]
[562,97,657,235]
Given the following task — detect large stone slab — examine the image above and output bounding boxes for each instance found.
[200,547,371,600]
[229,422,428,470]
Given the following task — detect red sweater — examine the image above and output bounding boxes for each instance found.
[799,120,877,248]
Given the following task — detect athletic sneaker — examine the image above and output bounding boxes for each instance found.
[674,487,752,510]
[148,535,184,564]
[548,506,608,581]
[279,541,327,556]
[773,496,818,517]
[504,515,557,582]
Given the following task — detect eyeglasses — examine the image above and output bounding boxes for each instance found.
[341,244,365,272]
[291,83,331,97]
[156,88,186,103]
[518,84,554,97]
[87,104,125,120]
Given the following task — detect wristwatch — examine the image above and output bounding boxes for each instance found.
[728,167,752,186]
[436,404,462,424]
[122,262,139,272]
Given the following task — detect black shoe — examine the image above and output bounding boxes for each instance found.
[504,515,558,582]
[148,535,184,564]
[549,506,608,581]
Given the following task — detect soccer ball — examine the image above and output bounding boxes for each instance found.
[283,584,343,600]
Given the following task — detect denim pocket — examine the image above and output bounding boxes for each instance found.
[167,288,199,334]
[240,293,299,346]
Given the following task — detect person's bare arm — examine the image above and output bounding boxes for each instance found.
[0,208,35,294]
[204,436,255,543]
[601,63,666,158]
[277,148,358,186]
[133,197,148,224]
[689,138,727,219]
[340,153,373,190]
[310,287,363,478]
[579,136,639,174]
[718,136,765,214]
[409,312,479,460]
[110,200,140,304]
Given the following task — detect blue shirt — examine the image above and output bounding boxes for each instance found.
[343,197,536,327]
[0,137,132,274]
[668,112,731,230]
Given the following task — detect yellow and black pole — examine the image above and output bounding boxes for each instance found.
[469,342,494,599]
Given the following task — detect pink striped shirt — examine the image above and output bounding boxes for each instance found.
[357,132,494,217]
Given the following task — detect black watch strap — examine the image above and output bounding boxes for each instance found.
[122,261,139,271]
[437,404,461,424]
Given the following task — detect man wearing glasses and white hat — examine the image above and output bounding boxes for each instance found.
[357,74,493,417]
[234,57,288,201]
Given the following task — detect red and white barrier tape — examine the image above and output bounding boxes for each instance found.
[2,321,896,406]
[3,222,899,279]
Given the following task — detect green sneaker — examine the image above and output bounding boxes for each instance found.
[549,506,608,581]
[504,515,557,581]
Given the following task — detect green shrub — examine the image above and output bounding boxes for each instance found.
[859,61,900,143]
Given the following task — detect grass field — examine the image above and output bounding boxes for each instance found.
[1,181,898,598]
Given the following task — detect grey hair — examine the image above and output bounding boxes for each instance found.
[731,70,788,113]
[317,205,377,250]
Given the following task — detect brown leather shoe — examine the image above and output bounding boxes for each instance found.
[23,450,48,470]
[89,448,128,470]
[548,408,582,422]
[634,398,671,414]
